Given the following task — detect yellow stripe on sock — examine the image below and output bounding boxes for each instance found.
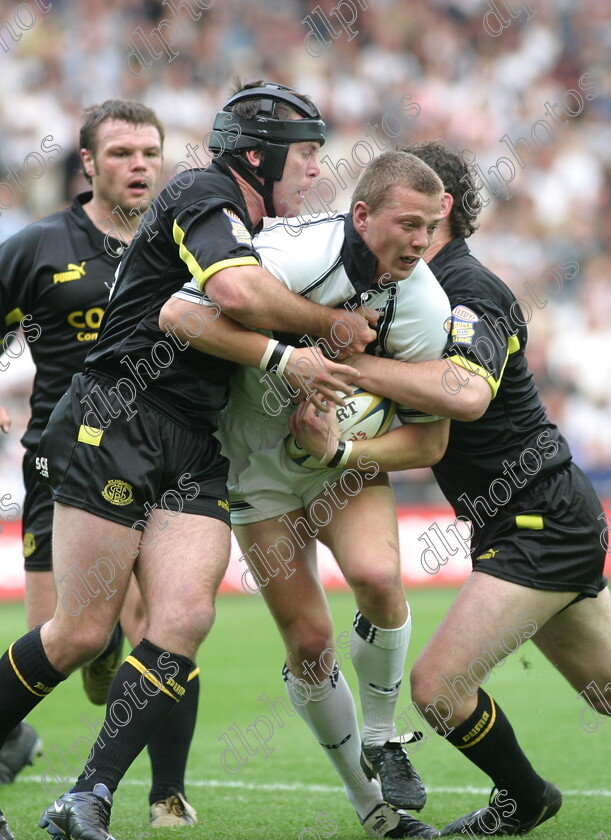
[188,667,200,681]
[125,655,177,701]
[458,696,497,749]
[8,643,49,697]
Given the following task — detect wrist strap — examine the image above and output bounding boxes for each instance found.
[326,440,353,469]
[259,339,295,375]
[259,338,279,371]
[276,345,294,378]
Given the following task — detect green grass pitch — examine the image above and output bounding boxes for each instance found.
[0,589,608,839]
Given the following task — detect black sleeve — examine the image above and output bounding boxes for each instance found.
[0,225,38,338]
[173,202,260,291]
[443,299,522,398]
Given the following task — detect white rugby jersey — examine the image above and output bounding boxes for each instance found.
[173,213,451,424]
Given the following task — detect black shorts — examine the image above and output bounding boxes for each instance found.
[22,449,54,572]
[37,371,230,530]
[471,462,607,598]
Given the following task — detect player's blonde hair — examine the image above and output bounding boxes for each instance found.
[350,151,444,213]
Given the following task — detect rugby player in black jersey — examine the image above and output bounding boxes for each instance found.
[299,141,609,836]
[0,99,210,829]
[0,82,373,840]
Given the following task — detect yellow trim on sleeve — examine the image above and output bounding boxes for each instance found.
[172,219,258,290]
[5,308,24,326]
[188,666,200,681]
[516,514,544,530]
[173,219,206,286]
[448,330,521,400]
[197,257,259,291]
[447,354,498,396]
[508,334,520,354]
[77,425,104,446]
[125,655,177,701]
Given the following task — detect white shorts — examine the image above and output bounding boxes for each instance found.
[218,403,363,525]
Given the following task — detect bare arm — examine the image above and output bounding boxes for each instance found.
[348,354,492,421]
[204,265,377,358]
[159,297,359,407]
[288,399,449,471]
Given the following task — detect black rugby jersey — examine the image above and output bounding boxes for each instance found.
[86,158,260,429]
[0,192,123,451]
[429,238,572,521]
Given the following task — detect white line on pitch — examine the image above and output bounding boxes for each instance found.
[17,775,611,797]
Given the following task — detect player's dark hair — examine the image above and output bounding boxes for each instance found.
[228,78,316,122]
[79,99,164,183]
[402,140,481,238]
[350,151,443,213]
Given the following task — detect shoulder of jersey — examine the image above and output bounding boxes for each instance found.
[258,213,345,243]
[3,206,69,245]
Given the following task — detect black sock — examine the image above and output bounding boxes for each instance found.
[0,627,66,745]
[446,689,545,816]
[147,668,200,805]
[73,638,194,795]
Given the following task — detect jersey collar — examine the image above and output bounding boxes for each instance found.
[428,236,470,271]
[341,212,392,305]
[71,192,125,258]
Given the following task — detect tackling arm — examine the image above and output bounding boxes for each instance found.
[348,354,492,421]
[289,399,450,472]
[159,296,359,407]
[204,264,377,358]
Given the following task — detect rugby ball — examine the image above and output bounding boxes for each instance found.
[285,388,396,469]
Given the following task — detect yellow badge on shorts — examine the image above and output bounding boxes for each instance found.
[101,479,134,506]
[23,532,36,558]
[476,548,499,560]
[217,498,230,512]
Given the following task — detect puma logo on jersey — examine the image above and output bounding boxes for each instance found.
[53,261,87,283]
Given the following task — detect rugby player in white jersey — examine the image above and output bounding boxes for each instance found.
[161,151,452,839]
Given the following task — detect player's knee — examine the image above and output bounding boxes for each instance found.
[286,624,334,677]
[151,603,216,651]
[583,684,611,716]
[71,624,116,664]
[349,565,402,605]
[593,697,611,716]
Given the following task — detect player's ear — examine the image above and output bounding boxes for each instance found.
[441,192,453,219]
[81,148,96,180]
[352,200,370,233]
[244,149,262,170]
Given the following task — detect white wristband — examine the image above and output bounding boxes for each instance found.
[325,439,353,468]
[337,440,353,467]
[276,345,294,378]
[259,338,279,371]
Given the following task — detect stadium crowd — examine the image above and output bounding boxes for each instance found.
[1,0,610,501]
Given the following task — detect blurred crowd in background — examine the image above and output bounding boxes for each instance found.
[1,0,610,504]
